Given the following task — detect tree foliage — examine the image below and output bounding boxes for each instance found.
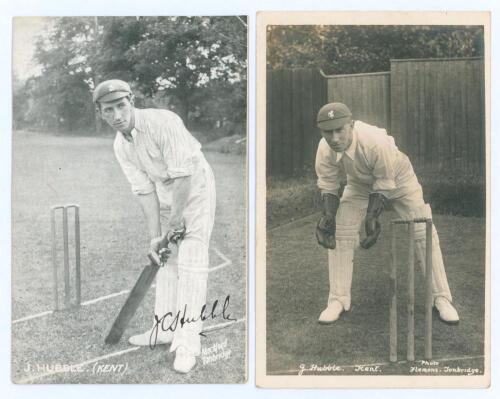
[24,17,97,130]
[267,25,484,74]
[16,16,247,134]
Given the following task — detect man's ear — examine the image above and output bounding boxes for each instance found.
[95,104,101,116]
[129,94,135,107]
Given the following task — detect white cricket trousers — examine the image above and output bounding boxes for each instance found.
[327,154,452,310]
[156,156,216,356]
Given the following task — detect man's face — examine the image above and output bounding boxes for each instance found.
[320,120,354,153]
[98,96,134,132]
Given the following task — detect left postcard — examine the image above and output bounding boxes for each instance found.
[11,16,247,384]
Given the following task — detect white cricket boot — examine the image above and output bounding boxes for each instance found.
[434,296,459,324]
[318,299,344,324]
[173,346,196,373]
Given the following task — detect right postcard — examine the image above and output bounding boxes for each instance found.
[256,11,490,388]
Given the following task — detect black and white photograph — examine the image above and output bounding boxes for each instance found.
[256,11,490,388]
[11,15,247,384]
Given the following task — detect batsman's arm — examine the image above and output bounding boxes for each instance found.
[168,175,191,230]
[137,191,162,239]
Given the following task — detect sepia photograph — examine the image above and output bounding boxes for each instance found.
[256,11,490,388]
[11,15,247,384]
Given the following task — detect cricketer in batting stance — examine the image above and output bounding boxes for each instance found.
[315,102,459,325]
[94,79,216,373]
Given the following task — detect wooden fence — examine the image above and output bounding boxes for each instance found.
[266,57,485,177]
[326,71,391,130]
[266,68,327,175]
[390,57,485,174]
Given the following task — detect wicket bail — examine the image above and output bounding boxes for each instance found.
[389,217,433,362]
[51,204,81,310]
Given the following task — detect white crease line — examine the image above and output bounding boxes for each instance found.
[272,355,486,375]
[13,247,233,325]
[209,247,232,272]
[81,290,131,306]
[17,347,141,384]
[18,317,246,383]
[12,310,54,324]
[212,247,232,266]
[204,317,245,332]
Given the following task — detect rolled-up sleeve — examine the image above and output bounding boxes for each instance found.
[315,139,344,196]
[369,143,397,193]
[158,114,197,179]
[114,138,155,195]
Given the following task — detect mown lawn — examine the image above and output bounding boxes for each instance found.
[11,130,246,383]
[266,212,486,376]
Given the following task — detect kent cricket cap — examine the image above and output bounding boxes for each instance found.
[93,79,132,103]
[317,102,352,130]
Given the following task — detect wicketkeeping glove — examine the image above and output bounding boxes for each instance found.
[316,193,340,249]
[360,193,386,249]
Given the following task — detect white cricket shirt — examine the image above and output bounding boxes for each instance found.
[315,120,407,196]
[113,108,203,205]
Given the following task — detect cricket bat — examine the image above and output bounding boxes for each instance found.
[104,258,161,345]
[104,227,185,345]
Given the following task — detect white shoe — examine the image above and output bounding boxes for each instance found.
[434,296,459,324]
[318,299,344,324]
[173,346,196,373]
[128,328,173,346]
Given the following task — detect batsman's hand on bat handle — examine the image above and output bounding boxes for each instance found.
[165,222,186,244]
[148,224,186,267]
[148,236,168,267]
[160,223,186,265]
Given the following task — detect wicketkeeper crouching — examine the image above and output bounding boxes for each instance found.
[314,102,459,325]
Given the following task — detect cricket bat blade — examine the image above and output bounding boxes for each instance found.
[104,261,160,345]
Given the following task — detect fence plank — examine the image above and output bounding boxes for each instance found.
[312,68,327,168]
[281,69,293,174]
[266,69,273,174]
[270,70,283,174]
[302,69,315,169]
[291,69,303,174]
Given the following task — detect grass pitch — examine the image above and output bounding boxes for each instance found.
[266,212,485,376]
[11,130,246,384]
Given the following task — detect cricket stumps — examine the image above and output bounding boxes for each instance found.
[51,204,81,310]
[389,216,433,362]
